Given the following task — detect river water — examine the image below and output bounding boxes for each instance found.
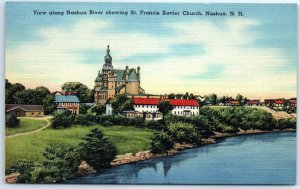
[66,132,296,184]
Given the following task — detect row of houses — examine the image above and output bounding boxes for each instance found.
[106,97,200,120]
[216,98,297,107]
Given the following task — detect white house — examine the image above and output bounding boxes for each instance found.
[169,99,200,116]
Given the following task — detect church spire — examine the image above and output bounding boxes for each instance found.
[103,45,113,70]
[106,45,110,56]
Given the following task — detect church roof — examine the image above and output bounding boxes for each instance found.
[95,75,103,82]
[116,84,125,92]
[128,69,139,81]
[115,69,126,80]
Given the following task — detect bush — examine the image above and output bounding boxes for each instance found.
[34,145,80,183]
[5,113,20,128]
[151,131,174,153]
[12,160,36,183]
[168,122,201,144]
[78,128,117,169]
[102,120,113,127]
[52,110,74,129]
[74,114,90,125]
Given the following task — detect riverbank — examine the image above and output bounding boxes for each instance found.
[76,128,296,177]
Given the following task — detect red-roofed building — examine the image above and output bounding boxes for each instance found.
[246,100,263,106]
[288,98,297,107]
[226,100,240,106]
[274,99,284,107]
[169,99,200,116]
[131,98,200,119]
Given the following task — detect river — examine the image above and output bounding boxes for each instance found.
[66,132,296,184]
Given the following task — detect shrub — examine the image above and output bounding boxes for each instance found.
[102,120,113,127]
[74,114,90,125]
[151,131,174,153]
[5,113,19,128]
[52,110,74,129]
[32,145,80,183]
[12,160,36,183]
[78,128,117,169]
[168,122,201,144]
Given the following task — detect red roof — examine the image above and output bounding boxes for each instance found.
[169,99,199,106]
[247,100,260,104]
[274,100,284,104]
[133,98,199,106]
[133,98,161,105]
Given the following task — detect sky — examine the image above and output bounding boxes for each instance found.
[5,2,297,99]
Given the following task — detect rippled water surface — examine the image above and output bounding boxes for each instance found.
[66,132,296,184]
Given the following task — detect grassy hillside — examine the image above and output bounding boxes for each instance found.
[5,125,153,169]
[5,117,48,136]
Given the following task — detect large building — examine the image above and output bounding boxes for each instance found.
[94,46,145,105]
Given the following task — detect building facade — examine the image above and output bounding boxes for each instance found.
[6,104,44,117]
[94,46,145,105]
[54,92,80,114]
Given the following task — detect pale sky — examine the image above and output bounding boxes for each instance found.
[5,2,297,99]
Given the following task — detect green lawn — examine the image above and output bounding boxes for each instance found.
[5,124,153,169]
[5,117,48,136]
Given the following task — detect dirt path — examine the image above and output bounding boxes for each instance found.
[5,116,53,139]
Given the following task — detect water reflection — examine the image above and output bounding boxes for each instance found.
[66,132,296,184]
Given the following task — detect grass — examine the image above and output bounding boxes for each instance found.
[5,124,153,169]
[5,117,48,136]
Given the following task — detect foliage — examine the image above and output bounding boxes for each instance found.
[205,93,218,105]
[74,114,90,125]
[167,122,201,144]
[89,104,105,115]
[111,94,134,114]
[13,160,36,183]
[274,119,296,130]
[150,131,174,153]
[103,120,113,127]
[34,145,80,183]
[78,128,117,169]
[42,94,57,115]
[5,113,20,128]
[5,80,25,104]
[158,101,174,119]
[52,110,74,129]
[61,82,93,103]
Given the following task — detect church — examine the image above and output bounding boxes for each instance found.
[94,46,145,105]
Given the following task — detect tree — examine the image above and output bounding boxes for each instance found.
[5,113,20,128]
[236,93,243,105]
[52,110,74,129]
[5,82,26,104]
[168,122,201,144]
[151,131,174,153]
[61,82,93,103]
[89,104,105,115]
[33,145,80,183]
[14,89,34,104]
[32,86,50,105]
[42,94,57,115]
[207,93,217,105]
[111,94,134,114]
[168,93,175,99]
[13,160,36,183]
[158,101,174,120]
[78,128,117,169]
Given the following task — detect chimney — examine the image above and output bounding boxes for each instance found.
[125,66,129,80]
[137,66,140,75]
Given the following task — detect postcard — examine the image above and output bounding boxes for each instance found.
[4,2,297,185]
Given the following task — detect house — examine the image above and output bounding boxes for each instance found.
[274,99,285,107]
[5,104,44,117]
[132,98,163,120]
[54,93,80,114]
[169,99,200,116]
[105,98,114,115]
[264,99,275,106]
[288,98,297,107]
[226,100,240,106]
[246,100,262,106]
